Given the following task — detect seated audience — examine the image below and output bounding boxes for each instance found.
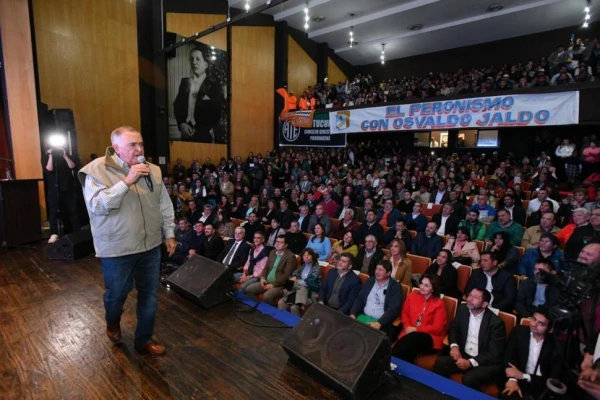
[319,253,362,315]
[286,220,308,255]
[244,235,297,305]
[217,226,250,268]
[565,207,600,260]
[331,209,360,240]
[517,233,562,277]
[356,235,386,276]
[458,209,487,241]
[265,217,286,248]
[444,227,481,268]
[521,213,561,249]
[527,188,559,214]
[350,260,403,335]
[484,209,525,247]
[385,239,413,287]
[425,249,461,299]
[392,274,448,363]
[485,231,521,273]
[185,200,202,226]
[329,231,359,261]
[432,203,461,237]
[276,198,294,229]
[358,209,384,244]
[411,222,443,260]
[397,191,416,214]
[515,261,559,319]
[499,194,526,226]
[469,195,497,223]
[241,212,265,242]
[236,232,269,291]
[278,248,321,316]
[198,222,224,261]
[405,202,428,232]
[384,219,413,251]
[465,252,517,313]
[305,223,332,261]
[172,218,194,265]
[377,199,403,229]
[334,195,356,219]
[412,184,431,204]
[526,200,554,228]
[296,205,311,233]
[216,209,235,238]
[500,307,563,400]
[308,204,333,236]
[433,287,506,390]
[556,207,589,246]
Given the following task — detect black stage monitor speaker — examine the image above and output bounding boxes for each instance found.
[166,255,234,308]
[45,229,94,260]
[281,303,391,399]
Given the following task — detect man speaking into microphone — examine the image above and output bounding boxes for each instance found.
[78,126,176,355]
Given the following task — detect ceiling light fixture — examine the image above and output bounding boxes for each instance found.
[487,4,504,12]
[245,0,250,12]
[304,2,310,31]
[583,0,592,27]
[380,43,385,65]
[407,24,423,31]
[349,26,354,48]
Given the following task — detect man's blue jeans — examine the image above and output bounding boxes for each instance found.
[100,246,161,345]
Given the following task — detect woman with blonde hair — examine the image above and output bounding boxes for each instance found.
[385,238,412,287]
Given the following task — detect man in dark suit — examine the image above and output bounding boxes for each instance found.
[355,235,386,276]
[433,287,506,390]
[432,203,461,237]
[276,198,294,229]
[242,212,265,242]
[430,182,450,204]
[404,202,428,232]
[411,222,443,260]
[184,200,203,226]
[500,307,563,399]
[319,253,363,315]
[449,190,466,220]
[217,226,251,269]
[357,209,384,244]
[172,218,194,265]
[501,194,526,227]
[514,260,559,319]
[334,195,356,220]
[286,220,308,255]
[384,220,413,250]
[198,223,224,261]
[173,47,225,143]
[350,260,403,335]
[296,206,311,233]
[465,252,517,313]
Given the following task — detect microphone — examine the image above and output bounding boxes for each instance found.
[137,155,154,192]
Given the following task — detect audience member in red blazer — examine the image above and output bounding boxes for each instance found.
[392,274,448,363]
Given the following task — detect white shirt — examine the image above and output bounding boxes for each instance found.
[526,334,544,377]
[485,272,495,306]
[364,280,389,320]
[437,215,449,236]
[435,190,446,204]
[505,205,514,219]
[452,309,485,367]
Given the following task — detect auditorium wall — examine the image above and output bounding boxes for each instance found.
[32,0,140,162]
[231,26,275,158]
[327,57,348,85]
[358,22,600,82]
[0,0,42,180]
[165,13,228,165]
[287,35,317,96]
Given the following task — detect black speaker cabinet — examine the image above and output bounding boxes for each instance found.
[166,255,234,308]
[45,229,94,260]
[281,303,391,399]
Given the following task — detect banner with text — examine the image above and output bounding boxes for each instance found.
[280,112,346,147]
[329,91,580,133]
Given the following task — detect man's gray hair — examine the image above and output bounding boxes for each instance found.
[111,126,139,144]
[573,207,591,218]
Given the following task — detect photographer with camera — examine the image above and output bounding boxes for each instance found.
[42,143,81,243]
[515,260,559,319]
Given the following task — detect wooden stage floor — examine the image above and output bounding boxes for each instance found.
[0,243,452,400]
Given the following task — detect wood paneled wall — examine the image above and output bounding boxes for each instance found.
[166,13,227,165]
[231,26,275,158]
[0,0,42,180]
[327,57,347,85]
[32,0,140,162]
[287,35,316,96]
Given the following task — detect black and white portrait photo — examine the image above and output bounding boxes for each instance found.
[168,36,228,144]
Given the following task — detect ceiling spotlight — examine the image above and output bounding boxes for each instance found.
[312,16,326,22]
[304,2,310,32]
[211,55,216,61]
[585,13,591,20]
[407,24,423,31]
[380,43,386,64]
[487,4,504,12]
[585,6,590,13]
[245,0,250,12]
[583,21,589,27]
